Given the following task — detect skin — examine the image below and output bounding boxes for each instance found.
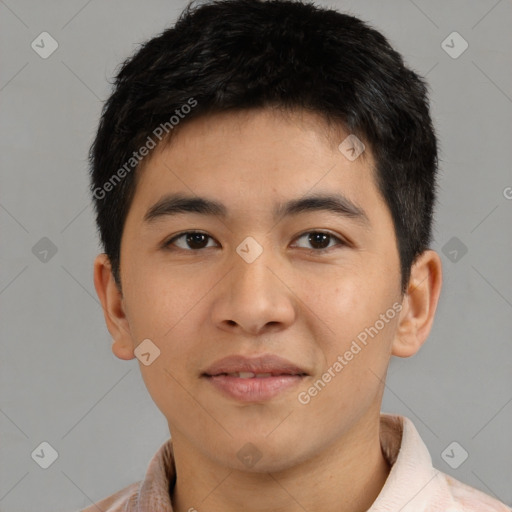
[94,108,442,512]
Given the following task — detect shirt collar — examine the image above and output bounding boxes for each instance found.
[368,414,454,511]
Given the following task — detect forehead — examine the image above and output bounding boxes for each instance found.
[153,107,368,167]
[137,108,374,191]
[127,108,385,225]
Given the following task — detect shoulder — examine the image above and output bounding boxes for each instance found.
[378,414,511,512]
[80,480,141,512]
[441,472,511,512]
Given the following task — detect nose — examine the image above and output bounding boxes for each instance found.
[211,243,296,336]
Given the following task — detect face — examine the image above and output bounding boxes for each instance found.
[111,108,405,472]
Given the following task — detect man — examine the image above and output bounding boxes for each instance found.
[85,0,511,510]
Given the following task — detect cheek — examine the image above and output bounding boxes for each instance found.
[342,295,397,356]
[305,270,366,334]
[123,259,206,339]
[303,316,396,425]
[315,269,399,374]
[122,267,208,411]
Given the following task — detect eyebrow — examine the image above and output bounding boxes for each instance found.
[143,192,370,227]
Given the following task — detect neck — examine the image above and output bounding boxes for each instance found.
[171,412,390,512]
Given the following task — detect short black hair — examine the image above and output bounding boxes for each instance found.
[89,0,438,294]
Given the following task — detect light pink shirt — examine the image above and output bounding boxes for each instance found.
[81,414,511,511]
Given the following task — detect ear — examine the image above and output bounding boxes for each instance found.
[392,249,442,358]
[93,253,135,360]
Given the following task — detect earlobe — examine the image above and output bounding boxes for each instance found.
[392,250,443,358]
[93,253,135,360]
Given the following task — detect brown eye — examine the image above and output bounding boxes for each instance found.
[293,231,345,252]
[165,231,218,250]
[308,232,331,249]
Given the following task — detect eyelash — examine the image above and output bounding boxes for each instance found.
[163,230,348,254]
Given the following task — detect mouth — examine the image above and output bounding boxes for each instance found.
[201,354,308,402]
[208,371,307,378]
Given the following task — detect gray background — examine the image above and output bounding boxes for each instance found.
[1,0,511,511]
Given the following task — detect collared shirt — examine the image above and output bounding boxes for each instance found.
[80,414,511,511]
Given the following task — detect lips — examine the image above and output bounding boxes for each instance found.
[202,354,308,377]
[202,354,308,402]
[222,372,274,378]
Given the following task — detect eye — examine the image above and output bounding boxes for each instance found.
[163,230,347,253]
[292,231,346,252]
[164,231,218,251]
